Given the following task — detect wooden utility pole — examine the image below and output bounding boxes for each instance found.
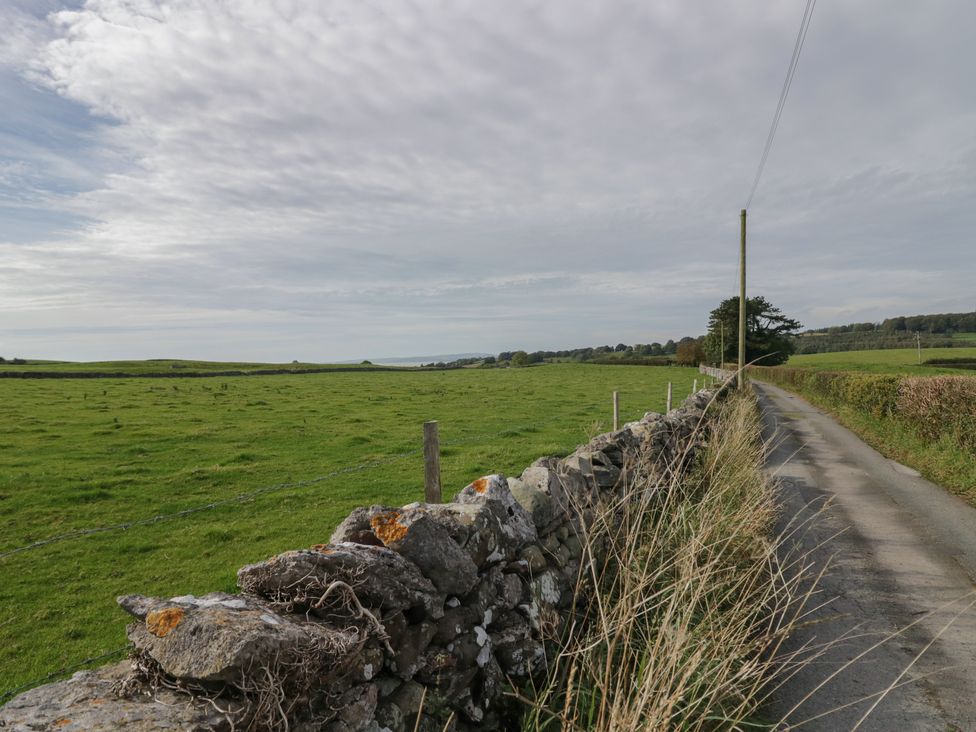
[738,209,747,389]
[423,421,441,503]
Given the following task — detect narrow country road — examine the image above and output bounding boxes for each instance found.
[755,382,976,731]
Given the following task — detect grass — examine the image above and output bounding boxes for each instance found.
[0,358,392,375]
[787,347,976,375]
[0,363,708,696]
[823,402,976,503]
[754,370,976,501]
[521,390,810,730]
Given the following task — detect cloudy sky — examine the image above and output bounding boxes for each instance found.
[1,0,973,361]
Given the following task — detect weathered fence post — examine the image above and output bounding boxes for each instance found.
[666,382,673,412]
[423,421,441,503]
[612,391,619,431]
[693,378,698,394]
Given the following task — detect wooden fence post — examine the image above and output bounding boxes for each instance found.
[423,421,441,503]
[693,378,698,394]
[666,382,673,412]
[612,391,619,431]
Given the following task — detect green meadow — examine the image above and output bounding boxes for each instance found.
[0,363,704,695]
[0,358,385,375]
[787,346,976,374]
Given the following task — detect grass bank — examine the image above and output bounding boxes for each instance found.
[522,389,806,730]
[786,347,976,375]
[0,364,706,697]
[752,367,976,502]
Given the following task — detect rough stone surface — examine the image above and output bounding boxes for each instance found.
[123,592,356,684]
[238,544,444,619]
[368,509,479,596]
[0,662,243,731]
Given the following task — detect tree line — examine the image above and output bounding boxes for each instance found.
[431,305,975,369]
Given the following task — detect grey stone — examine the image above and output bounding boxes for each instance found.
[433,605,479,645]
[454,474,538,549]
[330,505,397,546]
[238,545,443,620]
[564,534,583,560]
[0,662,244,731]
[519,544,547,574]
[562,450,621,490]
[124,593,358,684]
[507,477,557,529]
[388,621,437,679]
[333,684,379,732]
[368,509,479,596]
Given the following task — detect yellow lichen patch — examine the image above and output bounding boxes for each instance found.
[310,544,333,553]
[146,607,185,638]
[471,477,489,494]
[53,720,71,728]
[370,511,408,544]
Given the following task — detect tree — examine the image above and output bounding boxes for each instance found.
[510,350,529,367]
[675,340,705,366]
[705,296,802,367]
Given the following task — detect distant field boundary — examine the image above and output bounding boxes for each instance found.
[0,365,430,379]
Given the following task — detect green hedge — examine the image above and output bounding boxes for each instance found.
[750,366,976,455]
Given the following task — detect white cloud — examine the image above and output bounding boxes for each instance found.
[0,0,974,359]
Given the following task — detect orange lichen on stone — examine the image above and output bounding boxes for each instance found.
[310,544,333,553]
[370,511,409,544]
[146,607,185,638]
[471,477,489,494]
[53,720,70,728]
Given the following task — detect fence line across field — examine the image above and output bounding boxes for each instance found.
[0,403,644,561]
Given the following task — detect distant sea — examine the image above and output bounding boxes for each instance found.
[338,353,492,367]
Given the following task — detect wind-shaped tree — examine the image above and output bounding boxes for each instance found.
[705,296,802,367]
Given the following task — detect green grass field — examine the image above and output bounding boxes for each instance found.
[0,358,389,375]
[0,363,706,696]
[787,347,976,374]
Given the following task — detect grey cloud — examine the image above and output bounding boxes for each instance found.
[0,0,973,360]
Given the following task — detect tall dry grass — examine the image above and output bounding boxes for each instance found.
[519,389,813,731]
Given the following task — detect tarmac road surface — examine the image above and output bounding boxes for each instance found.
[755,381,976,731]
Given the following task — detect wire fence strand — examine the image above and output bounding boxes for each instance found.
[0,409,610,561]
[0,646,132,705]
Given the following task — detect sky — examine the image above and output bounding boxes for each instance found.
[1,0,973,362]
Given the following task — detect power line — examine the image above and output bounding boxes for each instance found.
[745,0,817,209]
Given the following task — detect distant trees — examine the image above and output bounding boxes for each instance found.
[705,296,802,367]
[510,350,529,367]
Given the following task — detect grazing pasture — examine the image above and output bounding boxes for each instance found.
[787,346,976,374]
[0,363,703,694]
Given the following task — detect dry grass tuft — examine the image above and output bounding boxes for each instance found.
[519,389,815,731]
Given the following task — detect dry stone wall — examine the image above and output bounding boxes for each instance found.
[0,388,723,732]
